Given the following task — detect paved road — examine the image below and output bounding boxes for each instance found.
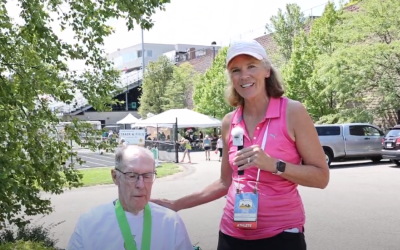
[70,148,177,168]
[38,152,400,250]
[73,150,115,168]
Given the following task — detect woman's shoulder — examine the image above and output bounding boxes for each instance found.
[285,98,308,115]
[222,109,239,125]
[284,98,312,129]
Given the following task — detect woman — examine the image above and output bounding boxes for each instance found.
[203,135,212,161]
[152,39,329,250]
[180,139,191,164]
[216,135,223,162]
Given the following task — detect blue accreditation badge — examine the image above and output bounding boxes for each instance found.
[233,192,259,229]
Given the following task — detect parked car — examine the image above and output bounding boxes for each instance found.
[315,123,384,167]
[381,125,400,166]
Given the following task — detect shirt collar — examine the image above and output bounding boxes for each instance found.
[232,97,281,125]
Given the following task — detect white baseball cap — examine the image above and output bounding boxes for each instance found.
[226,40,268,66]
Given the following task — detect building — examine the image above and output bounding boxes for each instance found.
[56,42,221,126]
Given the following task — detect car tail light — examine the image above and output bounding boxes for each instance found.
[382,138,385,145]
[397,138,400,145]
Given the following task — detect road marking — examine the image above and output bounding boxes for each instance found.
[78,160,108,166]
[78,155,115,164]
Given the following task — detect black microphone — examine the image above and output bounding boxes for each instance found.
[231,126,245,175]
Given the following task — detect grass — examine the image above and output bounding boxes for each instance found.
[78,163,181,187]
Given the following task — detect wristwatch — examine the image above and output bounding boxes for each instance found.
[273,160,286,175]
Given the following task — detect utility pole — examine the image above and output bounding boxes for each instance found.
[141,19,145,79]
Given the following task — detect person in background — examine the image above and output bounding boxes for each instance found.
[151,39,329,250]
[216,135,223,162]
[203,135,212,161]
[67,145,193,250]
[180,139,192,164]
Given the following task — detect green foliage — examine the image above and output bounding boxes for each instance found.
[162,62,200,110]
[0,0,169,228]
[0,241,55,250]
[0,220,63,249]
[344,0,361,7]
[277,0,399,126]
[266,3,308,65]
[193,47,235,119]
[138,56,174,117]
[315,0,400,126]
[283,2,342,121]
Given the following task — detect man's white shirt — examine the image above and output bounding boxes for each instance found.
[67,201,193,250]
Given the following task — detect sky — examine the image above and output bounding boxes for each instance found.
[5,0,342,71]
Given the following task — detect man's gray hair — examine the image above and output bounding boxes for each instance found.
[115,145,155,171]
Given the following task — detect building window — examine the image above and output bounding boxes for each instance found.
[146,50,152,57]
[122,53,137,63]
[137,50,142,58]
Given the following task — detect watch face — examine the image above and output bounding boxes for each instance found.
[277,161,286,172]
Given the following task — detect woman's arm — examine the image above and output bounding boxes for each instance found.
[280,100,330,189]
[151,113,234,212]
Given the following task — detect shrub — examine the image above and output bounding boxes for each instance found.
[0,240,55,250]
[0,220,64,249]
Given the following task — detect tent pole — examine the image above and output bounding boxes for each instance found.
[156,124,159,163]
[175,117,179,163]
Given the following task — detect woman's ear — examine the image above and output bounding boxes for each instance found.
[264,67,271,78]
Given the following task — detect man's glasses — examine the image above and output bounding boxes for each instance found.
[115,169,157,183]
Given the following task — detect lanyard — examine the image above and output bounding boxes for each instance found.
[254,119,271,192]
[235,119,271,194]
[115,200,152,250]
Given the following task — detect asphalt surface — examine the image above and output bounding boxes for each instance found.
[37,152,400,250]
[68,149,116,168]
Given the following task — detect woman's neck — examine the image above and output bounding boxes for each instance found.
[243,96,270,118]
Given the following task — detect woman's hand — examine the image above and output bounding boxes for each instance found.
[233,145,277,173]
[150,198,179,212]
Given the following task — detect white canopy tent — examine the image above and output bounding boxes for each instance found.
[133,109,222,128]
[116,113,139,125]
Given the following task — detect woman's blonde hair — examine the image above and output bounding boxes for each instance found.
[225,59,285,107]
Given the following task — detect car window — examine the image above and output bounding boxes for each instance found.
[315,126,341,136]
[386,129,400,137]
[349,125,366,136]
[363,126,382,136]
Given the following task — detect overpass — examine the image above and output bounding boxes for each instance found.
[51,70,143,116]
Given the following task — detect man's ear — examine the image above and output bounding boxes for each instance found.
[111,169,119,185]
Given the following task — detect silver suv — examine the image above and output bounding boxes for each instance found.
[316,123,384,167]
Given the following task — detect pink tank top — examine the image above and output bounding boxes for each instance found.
[220,97,305,240]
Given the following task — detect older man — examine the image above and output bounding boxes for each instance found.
[67,145,193,250]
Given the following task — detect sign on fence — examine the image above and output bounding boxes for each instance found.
[119,129,146,146]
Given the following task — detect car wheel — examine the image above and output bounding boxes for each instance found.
[391,160,400,166]
[324,149,332,167]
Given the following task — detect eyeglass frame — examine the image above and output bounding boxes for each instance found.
[115,168,157,183]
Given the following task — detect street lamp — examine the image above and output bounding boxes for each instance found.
[211,41,217,61]
[211,41,217,122]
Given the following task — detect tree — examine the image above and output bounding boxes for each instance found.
[138,56,174,117]
[282,2,344,121]
[0,0,169,228]
[193,47,235,119]
[266,3,308,66]
[315,0,400,126]
[162,62,199,110]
